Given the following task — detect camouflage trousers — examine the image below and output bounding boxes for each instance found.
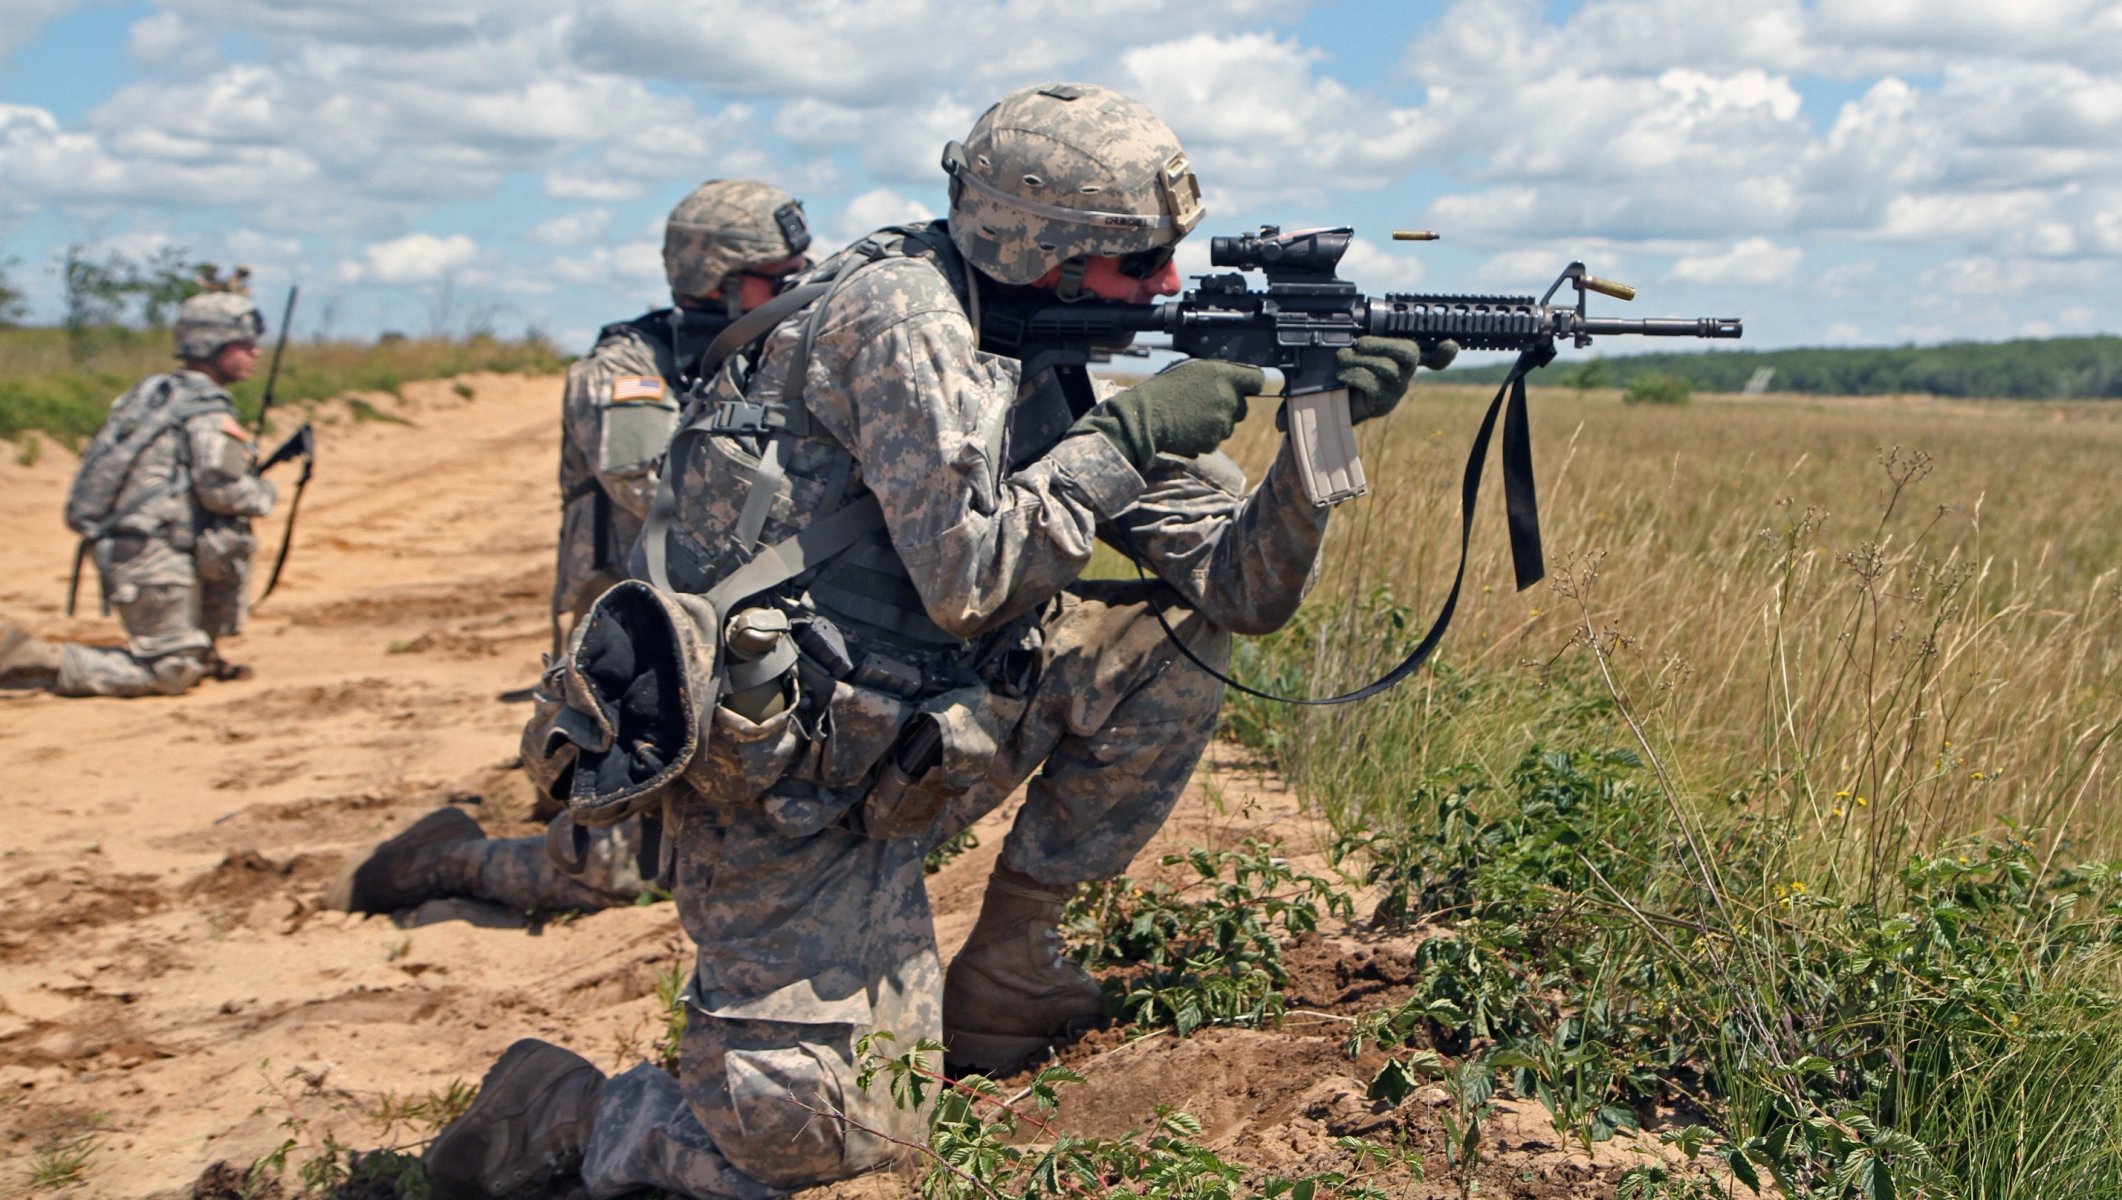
[581,579,1228,1198]
[57,529,253,698]
[448,818,650,912]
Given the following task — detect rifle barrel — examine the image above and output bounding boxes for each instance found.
[1576,316,1743,338]
[254,285,300,439]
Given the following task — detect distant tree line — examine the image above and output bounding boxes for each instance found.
[1454,337,2122,400]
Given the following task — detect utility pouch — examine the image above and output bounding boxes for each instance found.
[812,678,912,789]
[535,580,722,827]
[193,522,255,587]
[684,607,803,803]
[862,685,998,840]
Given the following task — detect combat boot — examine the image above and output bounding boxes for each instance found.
[203,652,254,682]
[326,807,487,914]
[942,865,1107,1072]
[425,1038,604,1200]
[0,620,64,687]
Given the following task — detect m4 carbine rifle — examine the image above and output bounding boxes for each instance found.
[978,225,1744,704]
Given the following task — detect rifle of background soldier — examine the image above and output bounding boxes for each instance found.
[976,225,1744,705]
[249,285,315,603]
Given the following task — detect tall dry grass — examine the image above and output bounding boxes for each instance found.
[1220,384,2122,866]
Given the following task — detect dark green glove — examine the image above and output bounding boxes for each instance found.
[1071,359,1264,474]
[1336,335,1455,424]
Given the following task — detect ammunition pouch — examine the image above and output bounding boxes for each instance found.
[860,685,1000,841]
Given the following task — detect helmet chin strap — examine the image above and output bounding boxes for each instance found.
[1053,256,1089,303]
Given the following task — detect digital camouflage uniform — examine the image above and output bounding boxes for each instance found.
[581,230,1330,1198]
[58,369,275,697]
[473,180,808,916]
[552,325,683,641]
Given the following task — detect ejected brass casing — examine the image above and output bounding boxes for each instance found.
[1391,230,1441,241]
[1581,274,1637,302]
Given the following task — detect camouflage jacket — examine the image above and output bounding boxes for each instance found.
[555,320,687,615]
[666,223,1330,650]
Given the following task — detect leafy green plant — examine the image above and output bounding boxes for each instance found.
[924,828,980,874]
[1066,840,1353,1035]
[853,1035,1422,1199]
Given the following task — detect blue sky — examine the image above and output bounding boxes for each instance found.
[4,0,2120,354]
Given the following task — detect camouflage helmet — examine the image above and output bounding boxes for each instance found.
[942,82,1204,287]
[663,179,812,302]
[173,291,265,361]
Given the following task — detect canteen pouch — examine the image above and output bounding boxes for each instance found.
[536,580,721,827]
[684,675,804,803]
[862,685,999,840]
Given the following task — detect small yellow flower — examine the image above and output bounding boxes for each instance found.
[1971,770,1986,780]
[1834,789,1852,799]
[1832,808,1844,818]
[1855,796,1868,807]
[1788,881,1808,894]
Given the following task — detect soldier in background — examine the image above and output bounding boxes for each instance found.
[327,180,813,919]
[551,178,815,651]
[423,84,1437,1199]
[0,287,276,697]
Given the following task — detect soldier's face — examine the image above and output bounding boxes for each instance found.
[735,254,811,313]
[210,339,261,384]
[1030,254,1183,304]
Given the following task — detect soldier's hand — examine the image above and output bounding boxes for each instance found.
[1072,359,1264,473]
[1421,338,1460,372]
[1335,336,1427,424]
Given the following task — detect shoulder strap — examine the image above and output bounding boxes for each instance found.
[638,277,841,594]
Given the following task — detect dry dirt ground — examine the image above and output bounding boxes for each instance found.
[1,374,1664,1198]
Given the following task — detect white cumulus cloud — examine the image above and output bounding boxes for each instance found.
[341,233,480,284]
[1669,238,1803,285]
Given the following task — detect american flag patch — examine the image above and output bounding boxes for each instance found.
[610,376,665,403]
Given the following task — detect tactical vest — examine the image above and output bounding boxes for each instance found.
[644,222,1068,688]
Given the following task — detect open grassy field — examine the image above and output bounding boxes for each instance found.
[1210,381,2122,1198]
[0,325,569,448]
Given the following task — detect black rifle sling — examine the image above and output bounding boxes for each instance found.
[1129,344,1551,707]
[258,446,313,603]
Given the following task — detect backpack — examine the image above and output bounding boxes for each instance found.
[65,374,234,539]
[62,373,236,616]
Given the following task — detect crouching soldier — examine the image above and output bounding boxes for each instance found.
[327,180,813,919]
[422,84,1434,1199]
[1,289,275,697]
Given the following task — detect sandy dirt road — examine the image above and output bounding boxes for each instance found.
[0,374,1644,1199]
